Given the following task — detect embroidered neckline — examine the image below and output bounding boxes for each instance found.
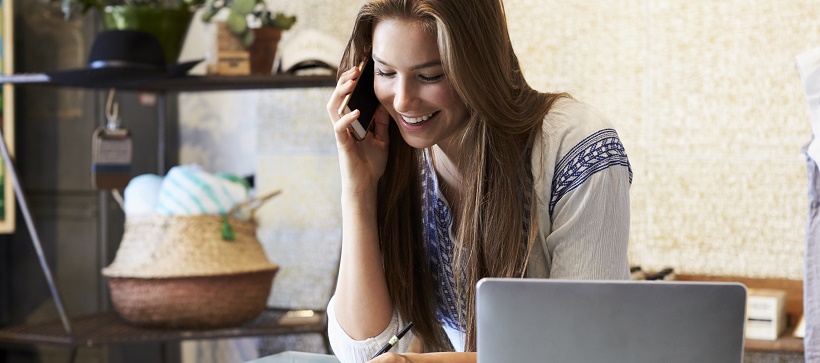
[422,149,466,331]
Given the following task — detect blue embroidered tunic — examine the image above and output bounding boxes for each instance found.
[420,148,465,334]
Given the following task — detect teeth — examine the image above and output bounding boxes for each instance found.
[404,112,434,124]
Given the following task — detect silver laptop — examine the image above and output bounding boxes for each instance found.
[476,278,746,363]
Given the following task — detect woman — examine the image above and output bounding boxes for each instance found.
[325,0,631,361]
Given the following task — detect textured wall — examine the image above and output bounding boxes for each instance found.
[506,0,817,280]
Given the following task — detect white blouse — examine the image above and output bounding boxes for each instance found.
[327,98,632,362]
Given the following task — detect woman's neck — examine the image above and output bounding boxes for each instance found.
[431,144,462,211]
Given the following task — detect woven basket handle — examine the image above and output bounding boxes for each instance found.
[228,189,282,219]
[221,190,282,241]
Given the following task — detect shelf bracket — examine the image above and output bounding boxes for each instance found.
[0,126,73,335]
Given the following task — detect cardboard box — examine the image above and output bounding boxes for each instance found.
[206,22,250,75]
[745,288,786,340]
[212,51,250,75]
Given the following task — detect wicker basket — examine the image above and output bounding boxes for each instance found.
[103,191,281,329]
[108,270,277,328]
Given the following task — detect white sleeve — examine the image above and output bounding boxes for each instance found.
[326,295,415,363]
[546,164,631,280]
[532,100,632,280]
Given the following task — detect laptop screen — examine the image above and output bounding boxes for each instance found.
[476,278,746,363]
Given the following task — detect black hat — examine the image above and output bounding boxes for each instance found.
[46,30,201,88]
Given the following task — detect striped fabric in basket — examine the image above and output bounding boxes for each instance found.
[155,165,249,216]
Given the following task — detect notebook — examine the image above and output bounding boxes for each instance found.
[476,278,747,363]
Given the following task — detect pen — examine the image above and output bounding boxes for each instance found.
[371,321,414,359]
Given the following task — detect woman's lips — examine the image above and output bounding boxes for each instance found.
[400,111,439,126]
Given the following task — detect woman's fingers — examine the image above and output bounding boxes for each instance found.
[327,66,361,120]
[327,79,356,120]
[337,66,359,85]
[334,109,360,139]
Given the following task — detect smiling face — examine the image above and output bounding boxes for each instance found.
[371,18,469,151]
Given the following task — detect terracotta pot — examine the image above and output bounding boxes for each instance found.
[247,27,282,75]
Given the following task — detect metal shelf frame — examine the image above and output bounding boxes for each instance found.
[0,74,337,361]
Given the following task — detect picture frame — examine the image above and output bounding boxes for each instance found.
[0,0,15,234]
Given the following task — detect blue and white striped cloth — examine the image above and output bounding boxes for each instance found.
[155,165,249,216]
[123,166,250,217]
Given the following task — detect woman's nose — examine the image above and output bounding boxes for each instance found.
[393,78,419,113]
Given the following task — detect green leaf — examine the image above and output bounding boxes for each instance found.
[226,10,248,34]
[256,11,296,30]
[229,0,255,15]
[241,29,255,46]
[200,0,217,21]
[271,12,296,30]
[221,215,236,241]
[200,9,216,22]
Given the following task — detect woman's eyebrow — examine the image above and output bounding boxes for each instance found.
[372,55,442,71]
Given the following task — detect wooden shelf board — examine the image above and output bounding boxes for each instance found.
[0,309,325,347]
[745,334,804,353]
[0,74,337,92]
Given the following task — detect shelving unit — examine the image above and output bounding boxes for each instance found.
[0,73,337,172]
[0,74,337,361]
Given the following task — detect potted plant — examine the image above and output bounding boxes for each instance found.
[51,0,206,64]
[200,0,295,46]
[200,0,295,74]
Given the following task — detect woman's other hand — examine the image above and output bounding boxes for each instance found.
[327,66,392,196]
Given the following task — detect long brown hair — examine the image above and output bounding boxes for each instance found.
[337,0,567,352]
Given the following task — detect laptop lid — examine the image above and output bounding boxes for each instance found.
[476,278,747,363]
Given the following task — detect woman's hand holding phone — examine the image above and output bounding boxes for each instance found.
[327,64,391,196]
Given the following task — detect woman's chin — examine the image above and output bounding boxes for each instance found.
[395,112,442,148]
[397,130,436,149]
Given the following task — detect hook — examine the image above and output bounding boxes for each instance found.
[105,88,120,131]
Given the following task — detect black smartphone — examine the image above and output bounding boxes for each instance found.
[337,58,380,141]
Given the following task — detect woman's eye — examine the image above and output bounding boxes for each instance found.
[376,69,395,78]
[419,74,444,82]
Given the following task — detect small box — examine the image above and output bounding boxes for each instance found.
[745,288,786,340]
[212,51,250,75]
[206,22,250,75]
